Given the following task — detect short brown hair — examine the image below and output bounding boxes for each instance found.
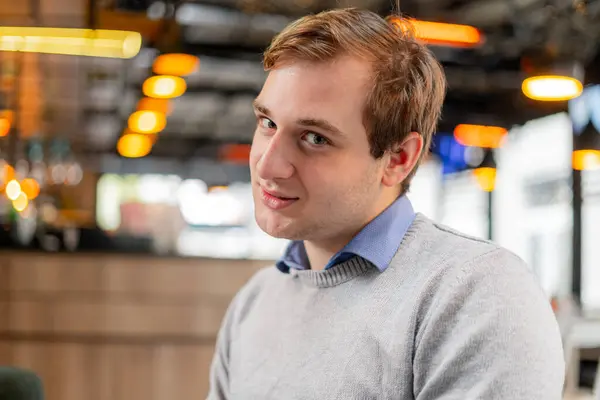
[263,8,446,194]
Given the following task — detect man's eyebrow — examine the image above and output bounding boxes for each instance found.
[253,100,343,136]
[297,118,343,136]
[252,100,270,116]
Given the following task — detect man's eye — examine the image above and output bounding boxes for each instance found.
[303,132,329,146]
[259,118,276,130]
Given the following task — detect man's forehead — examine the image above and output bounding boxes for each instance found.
[270,55,371,83]
[262,59,371,102]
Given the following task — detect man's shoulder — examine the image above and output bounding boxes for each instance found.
[406,217,564,398]
[400,213,529,276]
[390,214,542,306]
[405,216,560,341]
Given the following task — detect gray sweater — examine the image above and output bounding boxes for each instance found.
[208,214,565,399]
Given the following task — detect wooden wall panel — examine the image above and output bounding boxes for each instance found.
[0,302,8,333]
[7,253,263,297]
[0,341,216,400]
[0,251,269,400]
[0,258,10,333]
[0,342,12,361]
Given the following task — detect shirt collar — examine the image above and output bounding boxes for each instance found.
[276,196,415,273]
[276,240,310,272]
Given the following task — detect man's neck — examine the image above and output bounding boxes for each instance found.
[303,237,350,271]
[303,194,401,270]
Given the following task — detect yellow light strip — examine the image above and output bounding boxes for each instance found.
[573,150,600,171]
[411,20,483,47]
[0,27,142,59]
[388,17,483,48]
[473,167,496,192]
[454,124,508,148]
[522,75,583,101]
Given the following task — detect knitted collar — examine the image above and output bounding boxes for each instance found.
[289,256,375,288]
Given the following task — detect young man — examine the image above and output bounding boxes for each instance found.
[208,8,565,400]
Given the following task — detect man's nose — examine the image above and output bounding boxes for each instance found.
[255,132,295,181]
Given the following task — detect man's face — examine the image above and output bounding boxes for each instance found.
[250,56,389,249]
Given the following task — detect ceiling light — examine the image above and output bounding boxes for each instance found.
[117,133,154,158]
[473,150,496,192]
[137,97,171,115]
[388,17,483,48]
[573,122,600,171]
[522,61,584,101]
[142,75,187,99]
[0,27,142,58]
[522,76,583,101]
[127,111,166,134]
[454,124,508,148]
[153,53,199,77]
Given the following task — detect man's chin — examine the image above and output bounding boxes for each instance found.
[255,213,303,240]
[262,228,293,239]
[257,221,293,239]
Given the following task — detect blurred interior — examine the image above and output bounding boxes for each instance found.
[0,0,600,398]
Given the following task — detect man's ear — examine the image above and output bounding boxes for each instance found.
[381,132,424,188]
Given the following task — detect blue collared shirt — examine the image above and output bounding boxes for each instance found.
[276,196,416,273]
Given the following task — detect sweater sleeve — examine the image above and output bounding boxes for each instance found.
[413,248,565,400]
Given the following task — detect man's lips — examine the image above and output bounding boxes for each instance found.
[259,187,299,210]
[262,187,298,200]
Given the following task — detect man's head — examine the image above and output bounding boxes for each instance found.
[250,8,446,249]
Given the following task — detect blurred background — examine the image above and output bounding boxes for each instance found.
[0,0,599,398]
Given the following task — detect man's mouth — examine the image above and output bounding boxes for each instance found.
[260,187,299,210]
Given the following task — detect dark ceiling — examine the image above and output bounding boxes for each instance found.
[81,0,600,178]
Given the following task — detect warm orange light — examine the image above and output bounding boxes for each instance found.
[5,179,21,200]
[1,163,15,187]
[473,167,496,192]
[0,110,12,137]
[127,110,166,134]
[152,53,199,76]
[117,133,153,158]
[522,75,583,101]
[219,144,251,164]
[136,97,171,115]
[20,178,40,200]
[142,75,187,99]
[0,27,142,59]
[0,119,9,137]
[454,124,508,149]
[12,192,28,212]
[573,150,600,171]
[389,17,483,48]
[209,185,228,193]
